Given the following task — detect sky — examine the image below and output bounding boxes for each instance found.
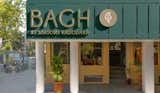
[19,0,27,33]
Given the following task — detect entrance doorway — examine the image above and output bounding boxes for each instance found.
[109,42,126,84]
[109,42,126,66]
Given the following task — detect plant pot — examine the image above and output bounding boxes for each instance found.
[53,82,64,93]
[138,74,142,90]
[127,78,131,85]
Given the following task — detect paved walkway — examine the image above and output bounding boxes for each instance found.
[79,84,142,93]
[0,69,35,93]
[0,69,159,93]
[0,72,8,78]
[155,85,160,93]
[45,83,142,93]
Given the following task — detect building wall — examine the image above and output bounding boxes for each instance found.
[45,42,110,84]
[45,43,70,84]
[45,42,160,85]
[126,42,142,85]
[45,43,53,84]
[79,43,109,84]
[126,42,160,85]
[155,42,160,85]
[27,0,160,40]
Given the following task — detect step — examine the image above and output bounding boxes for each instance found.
[110,66,125,71]
[110,75,126,79]
[110,70,125,74]
[110,78,126,84]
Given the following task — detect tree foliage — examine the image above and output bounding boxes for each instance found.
[0,0,24,52]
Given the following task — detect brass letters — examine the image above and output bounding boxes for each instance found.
[31,10,43,28]
[78,9,90,28]
[30,9,90,28]
[44,10,58,28]
[59,9,75,28]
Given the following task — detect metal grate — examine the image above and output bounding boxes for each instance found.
[84,75,103,82]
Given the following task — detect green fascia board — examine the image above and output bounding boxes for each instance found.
[27,0,160,4]
[26,0,160,40]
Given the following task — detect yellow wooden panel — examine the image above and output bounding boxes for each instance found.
[79,43,109,84]
[103,43,109,84]
[45,42,53,84]
[127,42,160,85]
[45,43,70,84]
[45,42,160,85]
[62,64,70,83]
[155,42,160,84]
[126,42,142,86]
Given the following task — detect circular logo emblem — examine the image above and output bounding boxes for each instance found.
[99,9,117,27]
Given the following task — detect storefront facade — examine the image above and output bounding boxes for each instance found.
[27,0,160,93]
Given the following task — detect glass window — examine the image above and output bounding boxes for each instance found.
[109,42,121,50]
[134,42,158,65]
[81,43,102,65]
[134,43,142,65]
[53,43,70,64]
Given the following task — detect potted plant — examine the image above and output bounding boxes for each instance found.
[50,52,64,93]
[81,43,94,65]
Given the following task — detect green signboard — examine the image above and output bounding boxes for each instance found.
[27,0,160,40]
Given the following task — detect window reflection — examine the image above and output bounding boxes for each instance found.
[53,43,70,64]
[134,42,159,65]
[81,43,102,65]
[134,43,142,65]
